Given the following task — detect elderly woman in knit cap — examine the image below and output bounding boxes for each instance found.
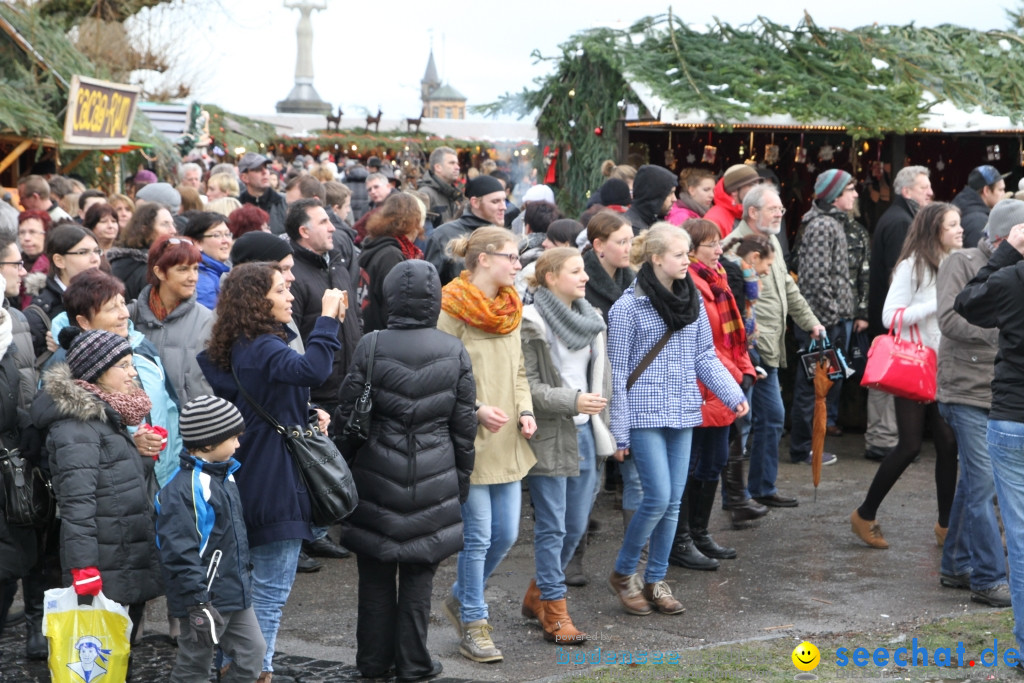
[789,169,862,466]
[31,327,163,643]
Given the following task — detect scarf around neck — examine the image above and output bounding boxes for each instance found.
[442,271,523,335]
[75,380,152,426]
[396,234,423,261]
[688,257,744,350]
[583,249,633,317]
[636,261,700,331]
[532,287,606,351]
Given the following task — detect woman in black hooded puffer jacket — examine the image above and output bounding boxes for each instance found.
[336,258,476,681]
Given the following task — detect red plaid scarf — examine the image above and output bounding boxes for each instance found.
[688,258,745,350]
[396,234,423,260]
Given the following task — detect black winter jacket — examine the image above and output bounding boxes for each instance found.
[954,240,1024,423]
[107,247,150,303]
[289,243,361,409]
[343,166,371,222]
[868,195,917,337]
[424,209,492,286]
[336,260,476,564]
[0,337,36,582]
[240,188,287,235]
[623,165,677,235]
[951,185,990,249]
[356,235,406,333]
[31,364,163,605]
[24,275,65,357]
[417,170,464,225]
[155,454,252,617]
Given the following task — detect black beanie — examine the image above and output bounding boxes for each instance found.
[599,178,632,207]
[230,232,293,265]
[465,175,505,198]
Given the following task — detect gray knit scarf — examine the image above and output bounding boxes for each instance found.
[533,287,606,351]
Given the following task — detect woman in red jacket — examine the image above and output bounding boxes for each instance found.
[669,219,756,571]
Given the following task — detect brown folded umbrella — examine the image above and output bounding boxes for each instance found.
[812,355,835,501]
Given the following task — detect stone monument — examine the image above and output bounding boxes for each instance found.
[276,0,331,115]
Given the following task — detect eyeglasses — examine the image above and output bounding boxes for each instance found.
[111,359,135,371]
[762,206,786,215]
[17,230,44,238]
[490,252,521,264]
[64,248,103,257]
[203,231,233,240]
[698,241,723,250]
[0,260,24,267]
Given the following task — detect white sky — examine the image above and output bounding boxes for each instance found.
[134,0,1014,121]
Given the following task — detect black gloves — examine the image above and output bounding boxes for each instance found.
[740,374,755,392]
[186,602,224,648]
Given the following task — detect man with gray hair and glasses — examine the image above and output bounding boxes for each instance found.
[725,185,824,508]
[866,165,933,462]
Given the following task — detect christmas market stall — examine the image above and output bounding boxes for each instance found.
[484,10,1024,228]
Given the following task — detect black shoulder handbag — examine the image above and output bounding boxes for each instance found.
[231,367,358,526]
[0,448,55,527]
[342,331,378,448]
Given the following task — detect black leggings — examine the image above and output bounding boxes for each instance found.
[858,397,958,525]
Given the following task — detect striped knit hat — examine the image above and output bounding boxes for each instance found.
[59,327,133,384]
[179,395,245,451]
[814,169,853,205]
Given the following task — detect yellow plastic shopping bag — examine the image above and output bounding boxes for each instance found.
[42,586,132,683]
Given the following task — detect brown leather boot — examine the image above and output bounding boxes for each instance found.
[607,571,652,616]
[540,598,587,644]
[257,673,273,682]
[522,578,544,620]
[642,581,685,615]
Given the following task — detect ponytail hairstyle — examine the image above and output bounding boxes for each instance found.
[447,225,517,272]
[629,221,690,268]
[733,234,775,262]
[526,247,581,289]
[586,209,630,246]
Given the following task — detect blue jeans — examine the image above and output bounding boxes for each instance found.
[690,426,730,482]
[619,456,644,512]
[938,403,1006,590]
[748,366,785,497]
[790,323,847,459]
[453,481,521,622]
[614,427,692,584]
[249,538,302,672]
[986,419,1024,648]
[526,425,597,600]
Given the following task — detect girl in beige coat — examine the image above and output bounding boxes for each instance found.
[438,226,536,664]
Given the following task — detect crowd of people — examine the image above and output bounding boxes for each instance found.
[0,147,1023,682]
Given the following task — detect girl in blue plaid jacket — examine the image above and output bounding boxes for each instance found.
[606,222,748,617]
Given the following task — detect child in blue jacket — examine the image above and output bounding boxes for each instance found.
[155,395,265,682]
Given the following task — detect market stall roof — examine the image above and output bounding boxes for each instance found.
[626,81,1024,134]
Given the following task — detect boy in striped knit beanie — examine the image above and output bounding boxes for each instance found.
[155,395,266,682]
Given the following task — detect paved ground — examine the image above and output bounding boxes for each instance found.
[0,429,1005,681]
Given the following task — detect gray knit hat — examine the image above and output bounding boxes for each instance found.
[58,327,133,384]
[180,395,245,451]
[984,198,1024,241]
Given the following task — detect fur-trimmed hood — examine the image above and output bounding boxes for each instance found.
[105,246,149,264]
[31,363,110,429]
[22,272,48,298]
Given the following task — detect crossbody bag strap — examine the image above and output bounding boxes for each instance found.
[230,364,288,437]
[626,327,674,391]
[363,331,379,389]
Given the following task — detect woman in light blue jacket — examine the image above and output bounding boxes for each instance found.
[606,222,747,617]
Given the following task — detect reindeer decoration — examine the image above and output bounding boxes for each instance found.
[365,106,382,133]
[406,115,423,133]
[325,106,343,131]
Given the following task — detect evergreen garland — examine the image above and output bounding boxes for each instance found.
[481,9,1024,216]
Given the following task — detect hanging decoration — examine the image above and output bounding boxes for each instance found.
[765,144,780,165]
[701,131,717,164]
[988,144,1002,161]
[664,131,675,168]
[795,133,807,164]
[686,152,697,164]
[818,144,835,162]
[594,126,603,136]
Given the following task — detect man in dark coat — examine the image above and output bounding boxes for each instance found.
[336,259,476,681]
[865,165,932,461]
[951,165,1008,249]
[425,175,506,285]
[238,153,287,234]
[343,163,371,222]
[417,146,464,225]
[622,165,677,235]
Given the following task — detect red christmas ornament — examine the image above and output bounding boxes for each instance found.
[594,126,603,136]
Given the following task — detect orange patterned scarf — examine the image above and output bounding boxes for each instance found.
[442,271,522,335]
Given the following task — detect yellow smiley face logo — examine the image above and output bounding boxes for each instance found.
[792,641,821,671]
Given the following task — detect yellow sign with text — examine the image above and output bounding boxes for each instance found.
[63,75,141,147]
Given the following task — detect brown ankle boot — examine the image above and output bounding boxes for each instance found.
[607,570,652,616]
[642,580,685,615]
[540,598,587,644]
[522,578,544,620]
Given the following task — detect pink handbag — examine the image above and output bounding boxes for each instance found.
[860,308,937,402]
